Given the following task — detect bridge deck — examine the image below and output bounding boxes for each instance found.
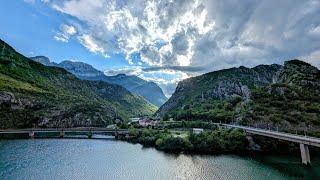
[220,124,320,148]
[1,125,320,148]
[0,128,128,134]
[2,124,318,165]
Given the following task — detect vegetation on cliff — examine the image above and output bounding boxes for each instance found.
[158,60,320,134]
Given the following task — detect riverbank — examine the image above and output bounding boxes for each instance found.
[0,126,317,157]
[118,127,306,155]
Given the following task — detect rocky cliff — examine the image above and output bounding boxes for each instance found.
[157,64,281,117]
[157,60,320,133]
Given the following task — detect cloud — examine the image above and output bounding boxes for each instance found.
[41,0,50,3]
[104,66,192,97]
[24,0,35,4]
[47,0,320,96]
[78,34,104,53]
[54,24,77,42]
[49,0,214,65]
[300,50,320,68]
[309,25,320,36]
[104,66,142,77]
[25,0,50,5]
[143,66,204,73]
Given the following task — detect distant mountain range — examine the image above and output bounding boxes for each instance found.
[0,39,157,129]
[30,56,168,107]
[157,59,320,134]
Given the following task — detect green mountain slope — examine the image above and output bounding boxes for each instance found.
[31,57,168,107]
[0,39,156,129]
[157,60,320,133]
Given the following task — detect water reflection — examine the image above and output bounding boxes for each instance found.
[0,137,319,180]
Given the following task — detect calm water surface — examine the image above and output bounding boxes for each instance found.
[0,136,319,180]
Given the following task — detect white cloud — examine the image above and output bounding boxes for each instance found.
[309,25,320,36]
[54,24,77,42]
[49,0,214,67]
[104,66,142,77]
[41,0,50,3]
[78,34,104,54]
[24,0,50,5]
[299,50,320,68]
[62,24,76,35]
[139,69,191,97]
[104,66,193,97]
[47,0,320,96]
[24,0,35,4]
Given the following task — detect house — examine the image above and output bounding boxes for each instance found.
[115,118,123,125]
[192,128,204,134]
[139,118,158,127]
[107,124,117,129]
[129,117,140,122]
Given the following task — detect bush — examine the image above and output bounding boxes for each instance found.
[125,127,248,154]
[128,126,139,137]
[156,135,192,152]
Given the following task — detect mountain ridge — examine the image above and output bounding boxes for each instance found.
[31,56,168,107]
[0,39,157,129]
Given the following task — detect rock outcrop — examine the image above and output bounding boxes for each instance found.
[156,64,281,117]
[274,60,320,90]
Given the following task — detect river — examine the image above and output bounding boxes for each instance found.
[0,136,319,179]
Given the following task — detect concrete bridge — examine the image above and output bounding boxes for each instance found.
[217,123,320,165]
[1,125,320,165]
[0,128,129,139]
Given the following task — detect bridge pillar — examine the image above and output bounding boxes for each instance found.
[300,144,311,165]
[114,130,119,139]
[88,131,92,139]
[59,130,65,138]
[29,131,35,139]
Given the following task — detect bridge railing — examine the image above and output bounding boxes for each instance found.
[217,123,320,144]
[216,120,315,138]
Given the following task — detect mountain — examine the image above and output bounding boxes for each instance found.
[58,60,104,78]
[156,64,282,117]
[31,57,168,107]
[30,56,57,66]
[157,60,320,134]
[103,74,168,107]
[0,39,157,129]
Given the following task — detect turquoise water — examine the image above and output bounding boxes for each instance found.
[0,137,319,180]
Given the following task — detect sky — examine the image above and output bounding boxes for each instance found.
[0,0,319,97]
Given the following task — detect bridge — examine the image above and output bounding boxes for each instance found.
[0,128,129,139]
[217,123,320,165]
[1,124,320,165]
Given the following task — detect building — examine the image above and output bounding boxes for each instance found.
[106,124,117,129]
[115,118,123,125]
[139,118,157,127]
[129,117,140,122]
[192,128,204,134]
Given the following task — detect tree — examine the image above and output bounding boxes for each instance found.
[128,126,138,137]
